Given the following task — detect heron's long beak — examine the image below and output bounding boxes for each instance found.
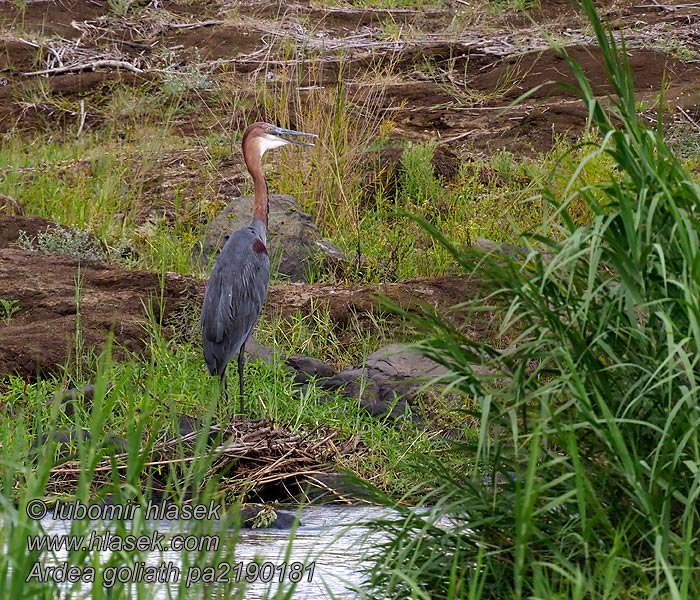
[271,126,317,147]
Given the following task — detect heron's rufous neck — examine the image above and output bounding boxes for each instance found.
[244,147,268,230]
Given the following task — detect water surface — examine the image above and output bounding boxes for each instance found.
[33,505,392,599]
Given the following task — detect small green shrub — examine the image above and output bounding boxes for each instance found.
[0,298,20,324]
[16,226,104,261]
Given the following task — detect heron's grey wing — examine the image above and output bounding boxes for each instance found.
[201,237,270,375]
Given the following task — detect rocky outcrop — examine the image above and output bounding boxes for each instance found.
[316,344,451,418]
[247,340,458,419]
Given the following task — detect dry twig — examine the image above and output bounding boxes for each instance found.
[22,59,144,76]
[46,419,347,501]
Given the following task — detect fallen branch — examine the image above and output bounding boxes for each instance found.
[436,131,475,145]
[22,59,144,76]
[677,105,700,132]
[634,2,700,9]
[166,19,225,30]
[76,100,86,138]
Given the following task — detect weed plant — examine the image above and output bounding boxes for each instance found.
[360,0,700,597]
[15,226,104,261]
[0,298,21,324]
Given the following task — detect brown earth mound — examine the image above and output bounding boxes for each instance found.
[0,240,483,379]
[0,247,202,378]
[2,0,700,153]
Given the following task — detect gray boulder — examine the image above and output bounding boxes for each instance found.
[244,338,337,384]
[244,339,472,419]
[197,194,345,282]
[364,343,450,380]
[317,344,452,418]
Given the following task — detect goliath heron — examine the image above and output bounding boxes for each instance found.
[201,122,316,412]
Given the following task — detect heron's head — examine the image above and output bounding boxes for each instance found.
[242,122,316,162]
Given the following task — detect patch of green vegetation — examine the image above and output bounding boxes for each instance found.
[0,305,472,499]
[0,43,618,285]
[1,305,461,594]
[16,225,104,261]
[322,133,614,282]
[4,0,699,596]
[0,342,248,597]
[0,310,460,594]
[0,121,210,274]
[665,117,700,161]
[361,0,700,596]
[645,24,700,62]
[107,0,136,17]
[0,298,21,324]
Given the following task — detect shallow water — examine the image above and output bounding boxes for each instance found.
[31,505,392,599]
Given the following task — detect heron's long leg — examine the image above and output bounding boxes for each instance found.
[219,367,228,402]
[237,344,246,414]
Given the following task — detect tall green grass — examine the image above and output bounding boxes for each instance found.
[360,0,700,597]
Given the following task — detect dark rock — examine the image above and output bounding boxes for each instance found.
[345,375,379,406]
[244,337,276,363]
[318,368,407,415]
[32,427,127,459]
[285,354,336,384]
[46,381,114,416]
[346,375,410,417]
[316,344,450,419]
[364,343,449,379]
[473,237,529,260]
[317,367,365,391]
[178,414,205,437]
[197,194,345,282]
[244,338,336,384]
[298,472,370,503]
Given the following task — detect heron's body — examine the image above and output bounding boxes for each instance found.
[201,122,315,413]
[202,220,269,379]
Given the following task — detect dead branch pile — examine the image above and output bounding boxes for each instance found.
[20,8,223,77]
[46,418,356,502]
